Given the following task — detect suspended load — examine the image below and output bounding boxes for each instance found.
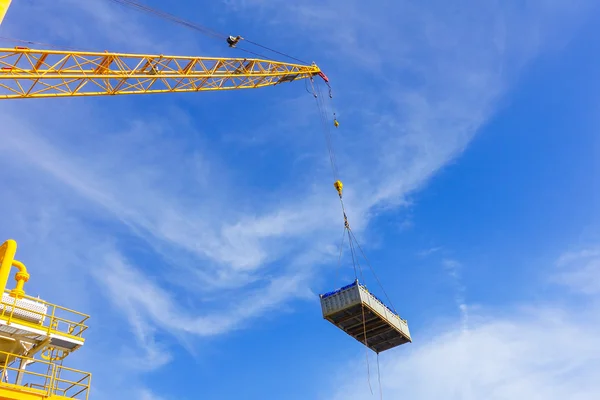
[319,280,411,353]
[310,59,412,355]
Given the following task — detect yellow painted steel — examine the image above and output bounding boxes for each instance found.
[334,180,343,198]
[0,240,91,399]
[0,384,48,400]
[8,260,29,299]
[0,289,89,342]
[0,240,17,296]
[0,0,11,26]
[0,349,91,399]
[0,47,322,99]
[0,240,31,299]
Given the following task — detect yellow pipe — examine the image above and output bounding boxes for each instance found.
[9,259,29,299]
[0,0,12,26]
[0,239,17,296]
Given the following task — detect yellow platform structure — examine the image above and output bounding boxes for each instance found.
[0,240,91,399]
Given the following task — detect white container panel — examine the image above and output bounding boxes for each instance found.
[357,284,411,340]
[320,282,362,316]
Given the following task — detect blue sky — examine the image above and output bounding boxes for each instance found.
[1,0,599,399]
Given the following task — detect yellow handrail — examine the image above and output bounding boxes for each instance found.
[0,349,91,399]
[0,289,89,339]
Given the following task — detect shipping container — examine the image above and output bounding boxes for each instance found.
[319,280,411,353]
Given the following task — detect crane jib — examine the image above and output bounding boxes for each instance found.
[0,47,323,99]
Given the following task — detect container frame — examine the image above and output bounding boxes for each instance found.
[319,280,411,353]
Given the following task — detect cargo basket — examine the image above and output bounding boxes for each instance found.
[319,280,411,353]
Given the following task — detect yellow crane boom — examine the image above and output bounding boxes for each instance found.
[0,47,323,99]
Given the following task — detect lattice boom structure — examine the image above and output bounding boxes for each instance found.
[0,47,322,99]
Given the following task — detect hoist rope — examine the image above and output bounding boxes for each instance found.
[0,36,84,51]
[346,227,360,281]
[336,225,347,284]
[103,0,310,64]
[362,303,374,395]
[348,229,366,283]
[309,77,395,399]
[311,79,397,312]
[348,229,398,315]
[377,353,383,400]
[311,79,339,181]
[106,0,224,39]
[242,38,310,65]
[316,82,341,178]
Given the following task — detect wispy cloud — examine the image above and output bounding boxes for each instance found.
[553,247,600,295]
[417,247,443,257]
[93,249,313,338]
[442,258,469,333]
[138,388,168,400]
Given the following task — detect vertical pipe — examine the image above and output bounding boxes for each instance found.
[0,0,12,26]
[9,260,29,298]
[0,240,17,296]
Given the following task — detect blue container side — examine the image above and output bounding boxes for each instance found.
[319,280,358,299]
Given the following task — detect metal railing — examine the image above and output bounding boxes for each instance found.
[0,290,89,338]
[0,349,91,399]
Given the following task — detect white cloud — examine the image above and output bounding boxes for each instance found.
[221,0,595,212]
[327,248,600,400]
[138,388,168,400]
[553,248,600,295]
[442,258,468,333]
[92,249,314,337]
[417,247,443,257]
